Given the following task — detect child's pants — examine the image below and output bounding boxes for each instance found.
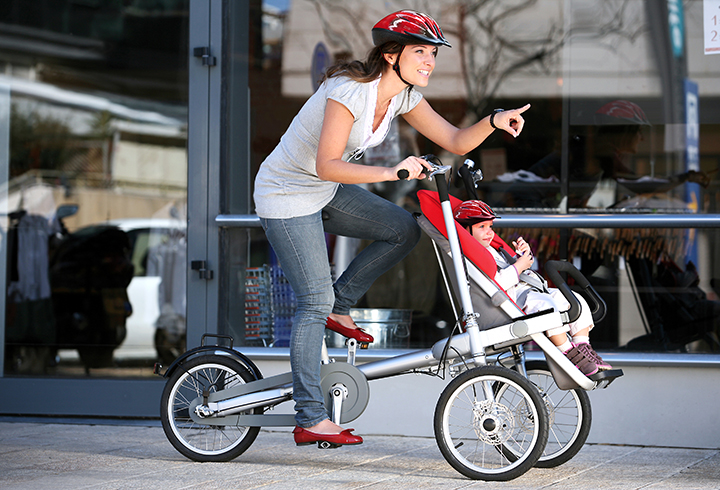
[523,289,594,338]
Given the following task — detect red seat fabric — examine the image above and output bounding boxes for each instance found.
[417,189,500,278]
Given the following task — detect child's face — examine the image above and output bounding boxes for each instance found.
[470,220,495,248]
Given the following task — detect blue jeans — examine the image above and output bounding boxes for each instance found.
[260,184,420,428]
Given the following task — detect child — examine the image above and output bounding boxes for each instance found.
[454,200,611,375]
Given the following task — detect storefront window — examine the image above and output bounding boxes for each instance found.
[233,0,719,353]
[1,1,189,376]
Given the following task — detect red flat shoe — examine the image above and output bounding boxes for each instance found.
[325,317,374,344]
[293,426,363,449]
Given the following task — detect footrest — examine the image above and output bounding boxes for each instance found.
[589,368,624,389]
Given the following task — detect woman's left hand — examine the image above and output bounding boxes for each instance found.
[494,104,531,138]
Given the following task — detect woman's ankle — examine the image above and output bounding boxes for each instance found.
[305,419,343,434]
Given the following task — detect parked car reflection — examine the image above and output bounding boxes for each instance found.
[109,218,186,364]
[50,215,186,371]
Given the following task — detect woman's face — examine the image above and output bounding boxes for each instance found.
[394,44,438,86]
[470,220,495,248]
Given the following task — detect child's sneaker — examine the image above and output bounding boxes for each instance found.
[574,342,613,371]
[563,343,599,376]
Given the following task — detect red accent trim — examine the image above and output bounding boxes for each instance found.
[417,190,497,278]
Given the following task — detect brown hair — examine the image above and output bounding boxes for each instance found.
[320,42,404,84]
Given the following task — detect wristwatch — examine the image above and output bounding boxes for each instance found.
[489,109,504,130]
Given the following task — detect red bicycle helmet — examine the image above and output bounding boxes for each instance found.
[372,10,451,48]
[595,100,651,126]
[454,200,499,227]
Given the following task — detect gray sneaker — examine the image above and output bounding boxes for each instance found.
[564,343,599,376]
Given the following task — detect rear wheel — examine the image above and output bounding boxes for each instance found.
[160,355,261,462]
[523,360,592,467]
[434,365,548,481]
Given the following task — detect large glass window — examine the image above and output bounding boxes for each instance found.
[228,0,719,354]
[1,1,189,376]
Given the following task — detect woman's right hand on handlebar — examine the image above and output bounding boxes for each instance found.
[393,156,432,181]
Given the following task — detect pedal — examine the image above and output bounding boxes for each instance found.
[359,342,369,349]
[318,441,340,449]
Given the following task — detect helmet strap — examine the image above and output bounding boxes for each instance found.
[392,46,414,88]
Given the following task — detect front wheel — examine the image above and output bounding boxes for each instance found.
[160,355,262,462]
[434,365,549,481]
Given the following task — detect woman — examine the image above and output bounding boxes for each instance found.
[253,9,530,447]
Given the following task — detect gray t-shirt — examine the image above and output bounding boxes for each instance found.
[253,76,423,219]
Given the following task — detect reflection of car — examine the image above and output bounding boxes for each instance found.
[50,222,134,369]
[108,219,186,363]
[55,218,186,366]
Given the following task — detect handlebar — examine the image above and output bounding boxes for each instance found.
[396,155,451,182]
[544,260,607,323]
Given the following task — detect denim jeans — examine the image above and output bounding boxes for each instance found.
[260,184,420,427]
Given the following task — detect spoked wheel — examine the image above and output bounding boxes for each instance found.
[160,355,262,462]
[522,360,592,467]
[434,365,548,481]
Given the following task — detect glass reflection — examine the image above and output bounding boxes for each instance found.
[238,0,720,354]
[1,1,189,376]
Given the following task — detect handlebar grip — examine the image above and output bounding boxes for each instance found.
[397,169,409,180]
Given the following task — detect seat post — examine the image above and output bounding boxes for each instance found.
[435,167,486,364]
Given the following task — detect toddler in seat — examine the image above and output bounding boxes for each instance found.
[454,200,612,375]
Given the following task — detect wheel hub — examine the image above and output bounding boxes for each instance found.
[472,400,514,444]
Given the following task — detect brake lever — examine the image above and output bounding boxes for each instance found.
[397,154,452,181]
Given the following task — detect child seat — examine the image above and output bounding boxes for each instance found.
[416,189,622,390]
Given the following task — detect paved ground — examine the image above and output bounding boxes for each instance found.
[0,420,718,489]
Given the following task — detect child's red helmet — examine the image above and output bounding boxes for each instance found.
[454,200,498,227]
[372,10,451,48]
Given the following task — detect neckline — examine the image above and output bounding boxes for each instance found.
[366,77,394,140]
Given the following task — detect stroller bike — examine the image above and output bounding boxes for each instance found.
[156,157,623,481]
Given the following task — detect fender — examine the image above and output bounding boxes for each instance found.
[156,344,263,381]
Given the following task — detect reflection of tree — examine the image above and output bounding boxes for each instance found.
[10,105,72,177]
[451,0,647,119]
[10,105,114,185]
[306,0,647,122]
[453,0,565,117]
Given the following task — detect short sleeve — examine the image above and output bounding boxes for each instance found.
[325,77,367,121]
[393,87,423,117]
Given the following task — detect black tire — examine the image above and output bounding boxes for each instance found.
[160,355,261,462]
[522,360,592,468]
[434,365,549,481]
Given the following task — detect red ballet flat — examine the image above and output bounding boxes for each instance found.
[325,317,374,344]
[293,426,363,448]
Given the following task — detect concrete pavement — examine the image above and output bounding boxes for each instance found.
[0,420,719,489]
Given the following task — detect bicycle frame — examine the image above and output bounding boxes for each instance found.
[177,161,616,428]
